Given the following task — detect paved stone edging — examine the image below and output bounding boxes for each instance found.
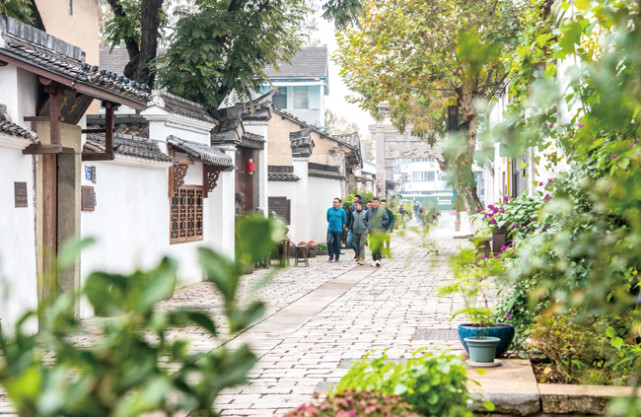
[468,358,641,416]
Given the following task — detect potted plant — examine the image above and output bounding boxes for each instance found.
[317,242,328,255]
[436,248,514,364]
[307,241,318,257]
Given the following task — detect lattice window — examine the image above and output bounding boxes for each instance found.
[170,186,204,244]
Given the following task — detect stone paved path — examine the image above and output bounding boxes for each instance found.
[0,213,473,416]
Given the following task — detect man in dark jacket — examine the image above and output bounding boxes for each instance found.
[345,194,361,259]
[347,200,368,265]
[364,197,389,267]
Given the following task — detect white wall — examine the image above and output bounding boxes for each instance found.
[308,176,342,244]
[0,141,38,332]
[79,158,212,317]
[268,181,298,241]
[0,65,41,333]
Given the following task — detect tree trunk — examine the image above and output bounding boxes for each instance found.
[135,0,163,87]
[29,1,45,30]
[452,91,484,214]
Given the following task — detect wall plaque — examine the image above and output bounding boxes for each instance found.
[81,186,95,211]
[268,197,291,225]
[14,182,27,208]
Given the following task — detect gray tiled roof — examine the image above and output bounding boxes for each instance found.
[167,136,233,168]
[84,133,174,163]
[268,165,299,182]
[0,106,37,141]
[263,47,328,79]
[87,114,150,138]
[150,90,215,124]
[0,17,149,103]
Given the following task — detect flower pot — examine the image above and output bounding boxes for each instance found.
[464,336,500,363]
[307,243,318,258]
[458,323,515,358]
[492,225,507,253]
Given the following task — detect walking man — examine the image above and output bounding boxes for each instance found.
[326,197,346,262]
[348,200,368,265]
[364,197,389,267]
[380,199,395,255]
[345,194,361,260]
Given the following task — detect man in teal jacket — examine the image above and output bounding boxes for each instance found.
[326,197,347,262]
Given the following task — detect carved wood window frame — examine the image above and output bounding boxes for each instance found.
[170,185,204,244]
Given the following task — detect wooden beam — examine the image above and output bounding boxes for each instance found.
[82,153,115,161]
[42,153,58,284]
[81,128,105,134]
[45,86,62,145]
[177,158,195,165]
[24,116,62,122]
[23,143,62,154]
[81,102,116,161]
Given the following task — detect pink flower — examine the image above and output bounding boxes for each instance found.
[299,405,307,411]
[500,209,505,214]
[577,122,585,128]
[506,310,513,320]
[548,123,554,128]
[477,208,482,213]
[631,143,636,147]
[538,182,543,186]
[490,218,496,224]
[543,194,550,201]
[384,396,393,402]
[501,245,509,252]
[503,196,509,202]
[542,226,549,232]
[480,253,486,259]
[611,154,618,159]
[348,411,356,417]
[488,204,496,211]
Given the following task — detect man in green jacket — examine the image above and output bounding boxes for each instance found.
[381,199,395,255]
[364,197,389,267]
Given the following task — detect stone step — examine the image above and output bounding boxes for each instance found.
[467,359,541,416]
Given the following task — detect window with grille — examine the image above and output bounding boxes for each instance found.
[170,187,204,244]
[293,91,309,109]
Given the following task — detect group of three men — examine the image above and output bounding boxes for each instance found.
[326,195,395,267]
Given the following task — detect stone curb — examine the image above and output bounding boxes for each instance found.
[468,358,641,415]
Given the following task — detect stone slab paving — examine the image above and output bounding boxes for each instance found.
[216,215,470,416]
[0,214,472,416]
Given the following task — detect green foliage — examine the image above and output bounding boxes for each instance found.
[438,248,506,327]
[335,350,474,417]
[153,0,308,112]
[0,0,33,23]
[336,0,534,212]
[0,216,282,416]
[530,313,640,386]
[285,389,421,417]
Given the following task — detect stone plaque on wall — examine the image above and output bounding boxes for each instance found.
[81,186,95,211]
[269,197,291,225]
[14,182,27,208]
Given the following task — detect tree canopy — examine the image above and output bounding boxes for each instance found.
[100,0,365,111]
[153,0,309,112]
[335,0,533,211]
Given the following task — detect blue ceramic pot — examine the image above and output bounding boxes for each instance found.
[458,323,515,358]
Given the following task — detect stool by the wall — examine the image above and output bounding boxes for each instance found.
[294,244,309,267]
